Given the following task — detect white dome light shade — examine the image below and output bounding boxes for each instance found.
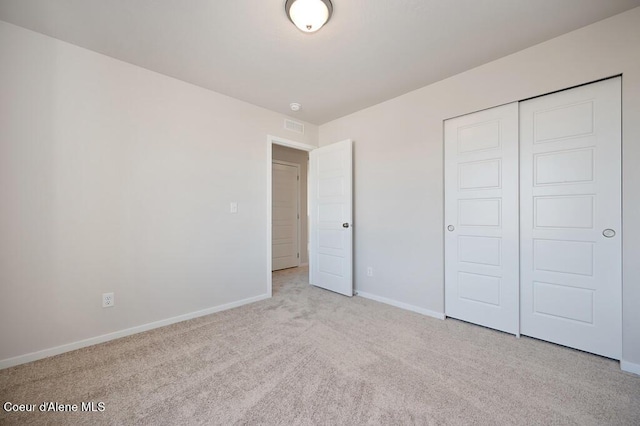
[286,0,333,33]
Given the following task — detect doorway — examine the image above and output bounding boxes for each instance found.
[267,136,315,296]
[267,136,354,298]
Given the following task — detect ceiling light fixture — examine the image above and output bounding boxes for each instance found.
[285,0,333,33]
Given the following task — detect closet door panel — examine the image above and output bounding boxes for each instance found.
[444,103,519,335]
[520,78,622,359]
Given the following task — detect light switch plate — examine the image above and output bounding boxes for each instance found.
[230,202,238,213]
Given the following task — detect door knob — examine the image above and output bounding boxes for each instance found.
[447,225,455,232]
[603,229,616,238]
[342,223,350,228]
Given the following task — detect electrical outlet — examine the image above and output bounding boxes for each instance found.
[102,292,114,308]
[367,267,373,277]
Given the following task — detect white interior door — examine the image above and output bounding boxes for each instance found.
[309,139,353,296]
[520,77,622,359]
[444,103,519,335]
[272,161,300,271]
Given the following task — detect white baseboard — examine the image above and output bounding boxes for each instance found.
[0,293,271,370]
[356,291,445,320]
[621,360,640,376]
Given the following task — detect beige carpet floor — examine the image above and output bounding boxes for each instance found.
[1,266,639,425]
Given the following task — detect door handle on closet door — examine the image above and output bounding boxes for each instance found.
[602,229,616,238]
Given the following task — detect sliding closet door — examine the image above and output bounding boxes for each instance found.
[520,78,621,359]
[444,103,519,335]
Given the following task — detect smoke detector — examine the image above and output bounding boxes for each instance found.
[290,102,302,112]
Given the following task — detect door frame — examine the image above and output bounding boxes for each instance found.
[272,159,301,271]
[266,135,315,297]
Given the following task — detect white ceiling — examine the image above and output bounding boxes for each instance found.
[1,0,638,124]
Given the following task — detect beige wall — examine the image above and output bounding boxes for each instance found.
[272,145,309,265]
[319,8,640,367]
[0,21,318,365]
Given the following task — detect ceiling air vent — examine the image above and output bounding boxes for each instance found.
[284,119,305,134]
